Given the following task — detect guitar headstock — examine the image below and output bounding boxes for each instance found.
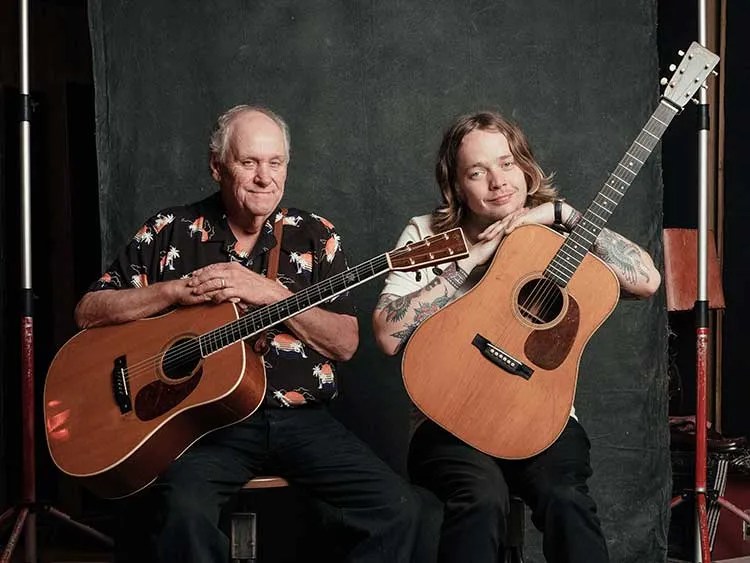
[387,228,469,271]
[661,41,719,109]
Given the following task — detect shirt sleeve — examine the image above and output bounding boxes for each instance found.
[88,212,176,292]
[379,218,439,298]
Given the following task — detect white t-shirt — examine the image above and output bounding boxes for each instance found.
[379,214,576,435]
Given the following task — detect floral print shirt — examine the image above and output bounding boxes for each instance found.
[91,192,356,407]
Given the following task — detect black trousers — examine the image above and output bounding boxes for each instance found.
[117,406,419,562]
[408,417,609,563]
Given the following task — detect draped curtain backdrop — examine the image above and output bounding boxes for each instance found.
[89,1,669,561]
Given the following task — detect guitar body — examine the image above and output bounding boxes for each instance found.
[402,224,620,459]
[43,302,266,498]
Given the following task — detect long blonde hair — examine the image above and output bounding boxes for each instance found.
[433,111,557,231]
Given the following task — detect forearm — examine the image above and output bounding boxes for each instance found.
[563,204,661,298]
[592,228,661,297]
[373,263,468,356]
[284,308,359,361]
[74,282,183,328]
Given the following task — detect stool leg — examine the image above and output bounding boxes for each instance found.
[231,511,258,563]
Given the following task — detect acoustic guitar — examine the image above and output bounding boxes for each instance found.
[44,228,468,498]
[402,42,719,459]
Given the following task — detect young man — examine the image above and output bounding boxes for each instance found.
[78,105,418,562]
[373,111,660,562]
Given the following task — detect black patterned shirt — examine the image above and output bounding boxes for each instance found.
[90,192,356,407]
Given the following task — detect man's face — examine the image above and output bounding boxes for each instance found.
[455,129,528,227]
[211,111,288,221]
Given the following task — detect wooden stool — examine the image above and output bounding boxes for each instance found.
[230,476,289,563]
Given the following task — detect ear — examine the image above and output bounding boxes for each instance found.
[209,155,222,182]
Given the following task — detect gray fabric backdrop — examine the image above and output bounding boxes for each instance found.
[89,1,670,560]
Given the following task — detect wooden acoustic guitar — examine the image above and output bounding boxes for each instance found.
[44,228,468,498]
[402,42,719,460]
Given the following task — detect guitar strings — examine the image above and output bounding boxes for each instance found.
[516,112,663,322]
[119,254,389,384]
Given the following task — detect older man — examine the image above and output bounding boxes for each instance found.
[77,105,418,562]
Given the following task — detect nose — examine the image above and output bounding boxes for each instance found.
[254,163,272,186]
[488,166,508,190]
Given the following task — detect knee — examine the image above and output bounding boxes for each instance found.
[391,483,422,528]
[539,484,596,521]
[445,478,508,522]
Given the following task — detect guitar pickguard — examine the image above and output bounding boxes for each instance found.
[524,297,580,370]
[134,368,204,421]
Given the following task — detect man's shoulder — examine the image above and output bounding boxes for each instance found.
[281,208,339,236]
[146,192,221,222]
[408,213,435,234]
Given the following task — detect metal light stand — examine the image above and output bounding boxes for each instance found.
[0,1,113,561]
[670,2,750,561]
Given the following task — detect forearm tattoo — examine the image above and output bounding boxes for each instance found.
[593,229,651,285]
[441,262,468,289]
[389,289,451,342]
[376,277,451,345]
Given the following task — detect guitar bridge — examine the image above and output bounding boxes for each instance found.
[472,334,534,380]
[112,355,132,414]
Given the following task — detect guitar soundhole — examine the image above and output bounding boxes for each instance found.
[516,277,564,325]
[162,337,202,381]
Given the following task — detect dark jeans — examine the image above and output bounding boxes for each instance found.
[408,417,609,563]
[117,406,418,563]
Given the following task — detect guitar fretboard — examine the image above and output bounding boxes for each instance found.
[545,100,679,287]
[199,254,391,356]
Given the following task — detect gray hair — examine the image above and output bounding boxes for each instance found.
[208,104,291,163]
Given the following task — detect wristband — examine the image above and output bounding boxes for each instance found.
[553,199,564,227]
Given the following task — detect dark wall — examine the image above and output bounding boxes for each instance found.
[89,2,669,561]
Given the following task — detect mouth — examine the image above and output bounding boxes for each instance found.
[486,194,513,205]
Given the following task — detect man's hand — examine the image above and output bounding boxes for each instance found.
[188,262,291,307]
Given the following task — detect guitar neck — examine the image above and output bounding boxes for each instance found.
[199,254,390,356]
[545,99,680,287]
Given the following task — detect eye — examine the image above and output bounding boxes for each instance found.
[501,160,515,169]
[468,169,484,179]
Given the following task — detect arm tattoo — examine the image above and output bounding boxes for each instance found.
[593,229,651,285]
[441,262,468,289]
[389,289,451,343]
[375,293,415,323]
[374,276,443,323]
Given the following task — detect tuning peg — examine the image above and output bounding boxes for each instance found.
[691,98,700,105]
[669,64,677,72]
[678,49,685,56]
[700,83,708,90]
[712,70,719,77]
[660,77,669,86]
